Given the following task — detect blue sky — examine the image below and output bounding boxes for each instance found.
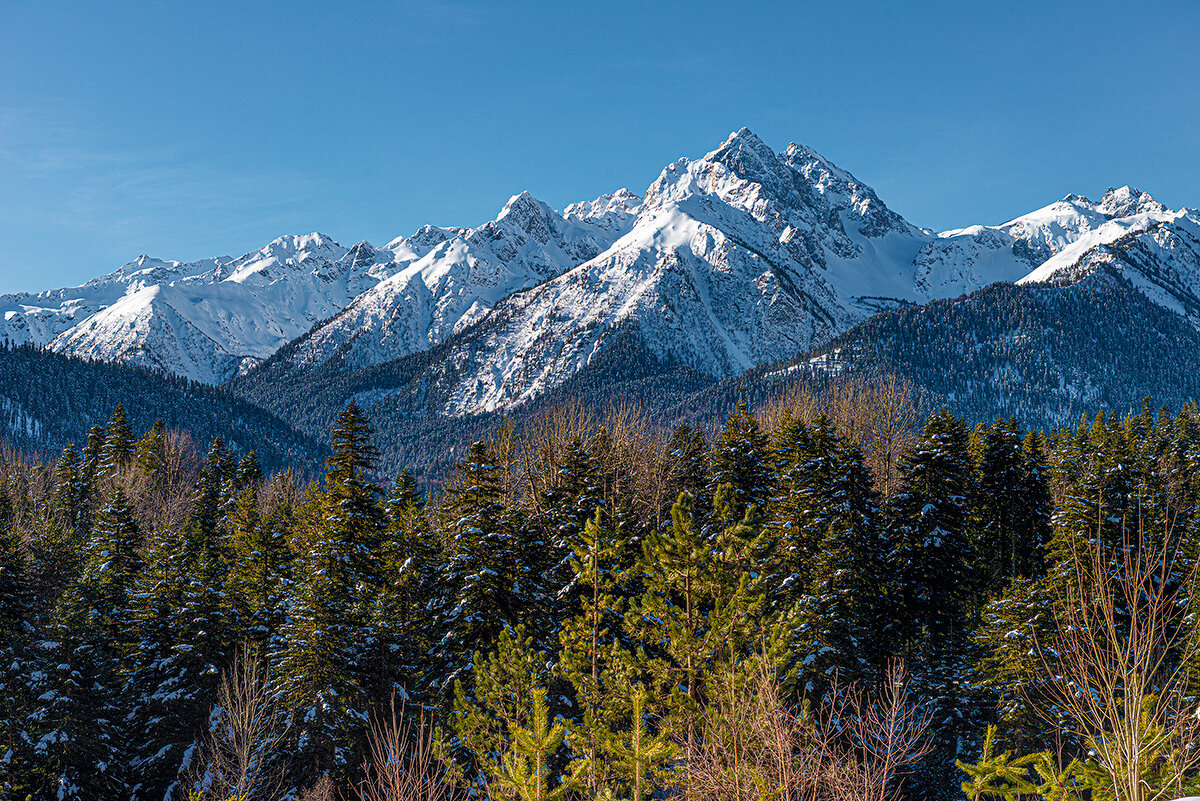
[2,0,1198,292]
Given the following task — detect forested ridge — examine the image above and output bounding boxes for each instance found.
[2,380,1200,801]
[784,275,1200,430]
[0,343,324,472]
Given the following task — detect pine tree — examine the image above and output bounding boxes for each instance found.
[52,443,87,537]
[662,423,709,515]
[132,419,166,478]
[555,508,630,794]
[972,418,1050,596]
[766,415,844,604]
[227,481,294,647]
[452,626,575,799]
[626,489,774,767]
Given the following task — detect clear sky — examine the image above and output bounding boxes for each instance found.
[2,0,1198,293]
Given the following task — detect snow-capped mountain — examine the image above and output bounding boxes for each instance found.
[5,127,1200,423]
[314,129,1199,415]
[0,233,393,383]
[278,189,642,370]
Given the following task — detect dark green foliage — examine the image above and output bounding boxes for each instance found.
[430,441,527,696]
[273,403,388,782]
[11,393,1200,800]
[0,342,323,472]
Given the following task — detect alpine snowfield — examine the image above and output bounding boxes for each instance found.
[4,128,1199,416]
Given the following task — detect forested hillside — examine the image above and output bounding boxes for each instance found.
[0,344,324,472]
[3,383,1200,800]
[784,272,1200,430]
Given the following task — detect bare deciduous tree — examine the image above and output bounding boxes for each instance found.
[684,659,930,801]
[755,374,921,503]
[1034,529,1200,801]
[189,644,289,801]
[356,693,466,801]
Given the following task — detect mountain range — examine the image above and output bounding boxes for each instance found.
[5,128,1200,467]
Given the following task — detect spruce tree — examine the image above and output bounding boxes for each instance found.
[99,402,135,477]
[29,486,142,801]
[0,489,33,799]
[431,441,525,696]
[273,402,387,785]
[368,469,435,703]
[541,439,604,621]
[125,467,234,801]
[793,431,891,690]
[708,403,771,519]
[891,408,982,799]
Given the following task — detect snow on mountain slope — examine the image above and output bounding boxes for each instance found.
[278,190,642,370]
[49,233,397,383]
[395,134,1200,416]
[7,126,1199,419]
[424,129,938,413]
[914,187,1175,299]
[1,234,412,383]
[0,254,231,347]
[1017,207,1200,327]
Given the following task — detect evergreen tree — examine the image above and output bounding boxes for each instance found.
[972,418,1050,596]
[766,415,843,604]
[273,403,387,784]
[52,443,87,538]
[431,441,525,696]
[793,430,891,690]
[99,402,135,477]
[227,482,294,647]
[453,626,575,799]
[0,487,34,800]
[662,423,709,514]
[555,508,631,795]
[891,409,983,799]
[708,403,771,519]
[541,439,604,621]
[368,469,435,703]
[125,469,234,801]
[28,486,142,801]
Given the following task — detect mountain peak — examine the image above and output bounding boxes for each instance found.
[265,232,341,252]
[1098,186,1164,217]
[497,191,556,243]
[707,127,776,165]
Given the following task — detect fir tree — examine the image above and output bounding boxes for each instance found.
[793,431,891,690]
[99,402,135,477]
[891,408,982,799]
[125,472,235,801]
[0,489,33,799]
[540,439,604,621]
[708,403,771,519]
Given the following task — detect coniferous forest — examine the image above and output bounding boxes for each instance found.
[4,381,1200,801]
